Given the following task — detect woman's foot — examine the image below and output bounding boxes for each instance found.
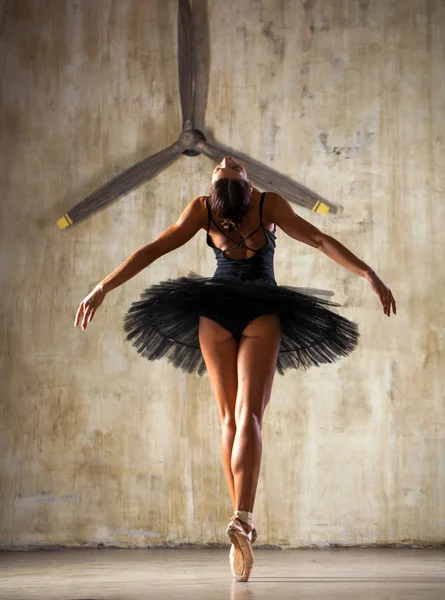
[227,515,254,582]
[229,524,256,582]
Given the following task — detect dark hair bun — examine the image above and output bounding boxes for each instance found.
[209,178,251,232]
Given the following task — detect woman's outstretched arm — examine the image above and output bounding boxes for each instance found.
[270,192,396,316]
[74,196,206,330]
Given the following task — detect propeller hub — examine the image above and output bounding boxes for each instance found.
[178,129,207,156]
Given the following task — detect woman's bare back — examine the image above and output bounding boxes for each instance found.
[201,188,275,260]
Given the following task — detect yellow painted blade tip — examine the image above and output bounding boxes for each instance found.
[56,214,72,229]
[315,202,330,215]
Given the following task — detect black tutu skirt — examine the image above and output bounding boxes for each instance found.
[124,272,359,376]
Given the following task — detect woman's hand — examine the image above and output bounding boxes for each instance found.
[74,285,106,330]
[365,271,396,316]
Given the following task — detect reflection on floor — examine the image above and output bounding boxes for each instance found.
[0,547,444,599]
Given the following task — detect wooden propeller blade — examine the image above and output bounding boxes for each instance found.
[190,0,210,133]
[178,0,195,131]
[199,141,338,215]
[57,142,182,229]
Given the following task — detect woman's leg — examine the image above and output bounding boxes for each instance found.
[199,316,239,509]
[233,314,281,512]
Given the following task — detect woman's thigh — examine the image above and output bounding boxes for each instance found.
[236,314,281,422]
[198,316,239,422]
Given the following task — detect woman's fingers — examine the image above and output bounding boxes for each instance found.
[376,284,388,316]
[74,303,85,327]
[382,287,396,316]
[367,275,396,317]
[386,289,396,316]
[75,288,104,330]
[75,298,94,328]
[77,301,92,329]
[81,307,90,329]
[390,291,397,315]
[379,288,387,315]
[83,303,97,329]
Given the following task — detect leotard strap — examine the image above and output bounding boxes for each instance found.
[206,193,270,256]
[259,191,276,233]
[205,196,212,236]
[259,192,266,228]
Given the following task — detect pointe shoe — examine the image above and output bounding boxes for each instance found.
[227,515,254,582]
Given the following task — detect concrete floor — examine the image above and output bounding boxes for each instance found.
[0,548,444,599]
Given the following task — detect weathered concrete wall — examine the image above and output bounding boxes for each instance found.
[0,0,444,548]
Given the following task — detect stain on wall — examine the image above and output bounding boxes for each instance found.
[0,0,444,548]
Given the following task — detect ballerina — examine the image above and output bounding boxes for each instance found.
[75,155,396,582]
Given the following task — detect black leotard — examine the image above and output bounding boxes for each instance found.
[205,192,277,283]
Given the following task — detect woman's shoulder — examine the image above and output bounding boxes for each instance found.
[261,190,288,219]
[194,195,209,209]
[253,189,280,203]
[189,195,209,212]
[254,189,279,230]
[190,196,211,230]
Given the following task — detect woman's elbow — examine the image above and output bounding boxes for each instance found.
[311,232,327,251]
